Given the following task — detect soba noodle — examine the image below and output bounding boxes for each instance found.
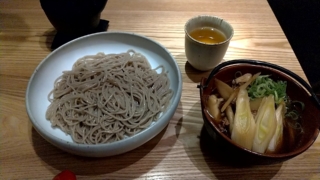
[45,50,173,144]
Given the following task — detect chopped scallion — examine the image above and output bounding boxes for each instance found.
[247,75,287,105]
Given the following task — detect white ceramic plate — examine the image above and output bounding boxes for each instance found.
[26,32,182,157]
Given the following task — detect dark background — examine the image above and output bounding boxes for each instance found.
[267,0,320,94]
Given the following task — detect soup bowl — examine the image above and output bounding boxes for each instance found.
[198,60,320,164]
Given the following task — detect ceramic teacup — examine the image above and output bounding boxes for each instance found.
[185,15,234,71]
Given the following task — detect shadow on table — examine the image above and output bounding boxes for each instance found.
[38,28,56,51]
[174,53,212,83]
[31,126,166,177]
[200,125,282,179]
[30,101,183,178]
[174,53,231,84]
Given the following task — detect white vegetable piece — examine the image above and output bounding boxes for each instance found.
[231,88,256,150]
[252,95,277,153]
[267,101,285,153]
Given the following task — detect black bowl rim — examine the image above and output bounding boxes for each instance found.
[198,59,320,159]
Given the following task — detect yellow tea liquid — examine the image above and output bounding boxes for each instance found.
[189,27,226,44]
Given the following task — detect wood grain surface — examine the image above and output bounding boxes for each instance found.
[1,0,319,179]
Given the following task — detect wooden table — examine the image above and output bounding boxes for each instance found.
[1,0,319,179]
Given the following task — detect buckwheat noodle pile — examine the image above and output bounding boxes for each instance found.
[46,50,173,144]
